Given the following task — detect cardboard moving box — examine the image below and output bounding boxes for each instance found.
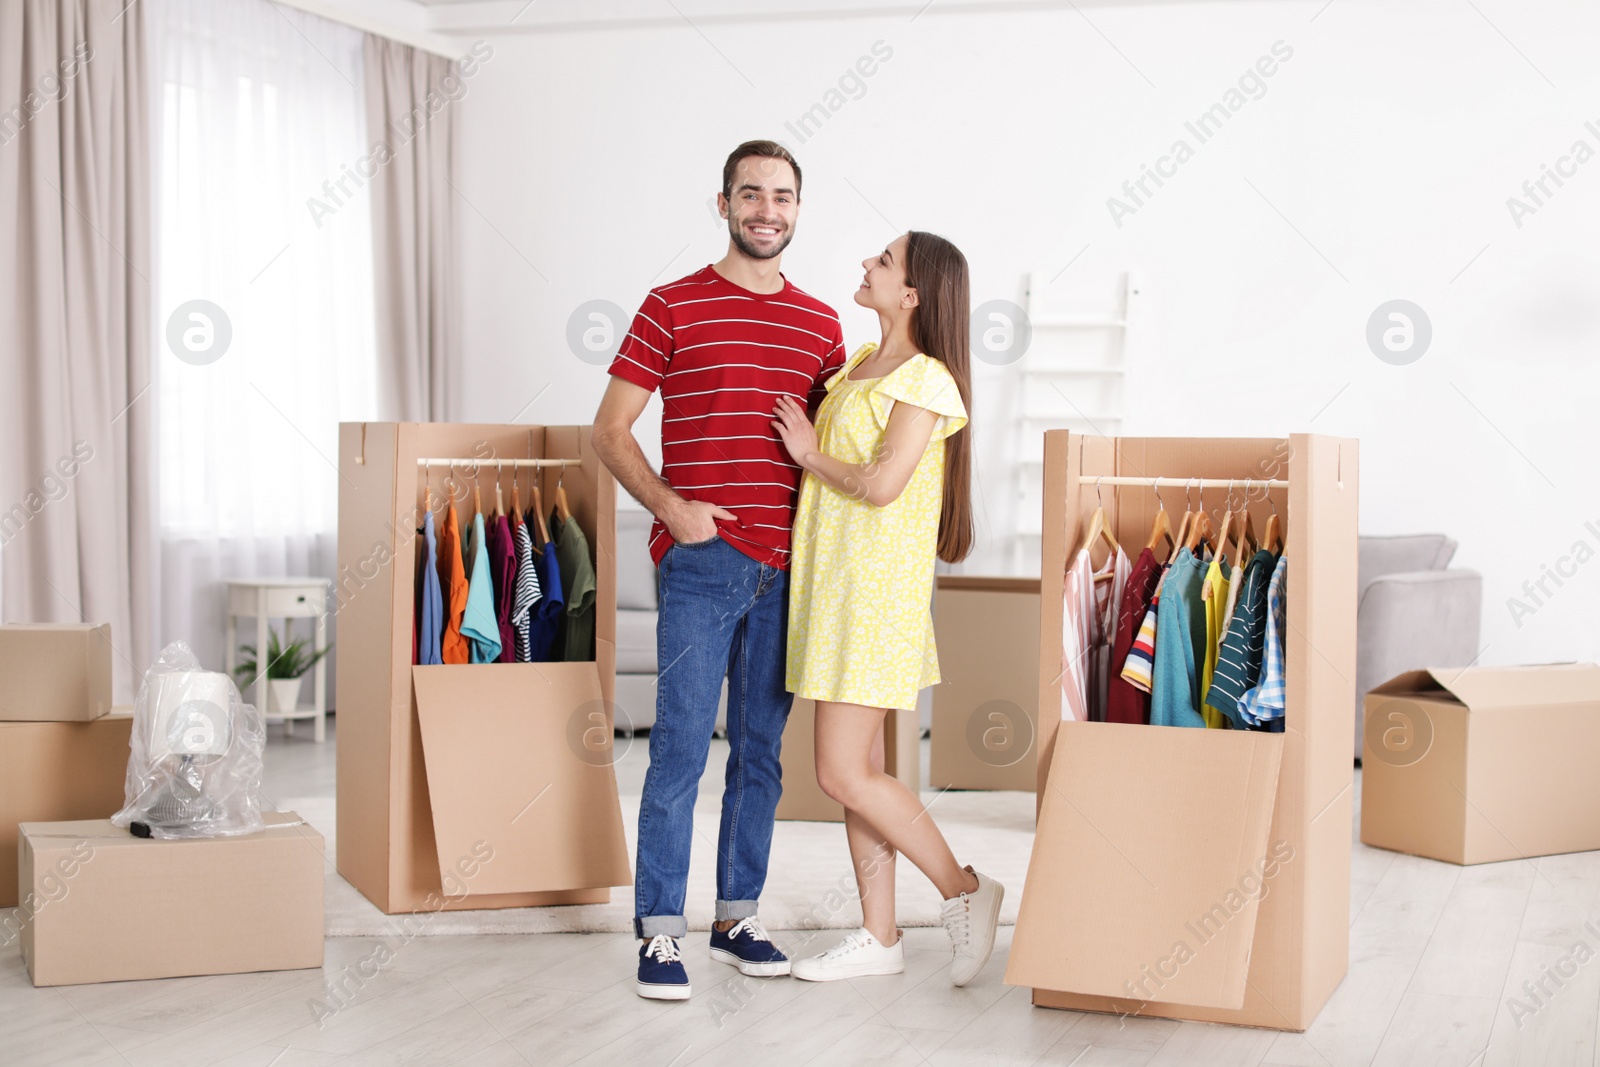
[0,623,113,721]
[337,424,632,913]
[1006,432,1357,1032]
[17,812,324,987]
[0,709,133,907]
[930,576,1040,792]
[1361,664,1600,865]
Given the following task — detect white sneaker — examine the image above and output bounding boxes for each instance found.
[791,927,905,982]
[942,866,1004,986]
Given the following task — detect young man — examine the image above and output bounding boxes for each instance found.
[593,140,847,1001]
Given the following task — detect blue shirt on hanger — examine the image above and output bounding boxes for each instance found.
[461,511,502,663]
[1150,548,1208,728]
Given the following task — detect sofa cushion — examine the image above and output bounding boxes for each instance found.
[1357,535,1457,597]
[615,608,658,674]
[616,507,659,611]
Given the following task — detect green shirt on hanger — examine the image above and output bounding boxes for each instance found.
[549,509,596,662]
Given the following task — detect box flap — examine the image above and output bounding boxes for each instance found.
[1370,663,1600,710]
[1006,723,1283,1010]
[413,664,632,896]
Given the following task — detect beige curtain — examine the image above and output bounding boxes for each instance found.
[364,34,458,423]
[0,0,153,703]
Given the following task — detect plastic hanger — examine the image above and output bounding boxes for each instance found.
[1146,477,1175,563]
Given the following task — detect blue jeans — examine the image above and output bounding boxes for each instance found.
[634,536,793,939]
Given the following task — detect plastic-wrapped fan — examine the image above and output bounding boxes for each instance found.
[111,641,267,839]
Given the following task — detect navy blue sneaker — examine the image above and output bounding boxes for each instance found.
[709,917,791,976]
[637,935,691,1000]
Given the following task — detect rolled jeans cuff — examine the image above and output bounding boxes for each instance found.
[715,899,759,922]
[635,914,688,939]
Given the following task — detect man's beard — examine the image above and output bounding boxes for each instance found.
[728,217,793,261]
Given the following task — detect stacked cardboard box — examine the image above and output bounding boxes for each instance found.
[0,624,127,907]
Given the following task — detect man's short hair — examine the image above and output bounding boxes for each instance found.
[722,140,801,200]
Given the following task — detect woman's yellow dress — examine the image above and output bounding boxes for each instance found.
[786,343,969,711]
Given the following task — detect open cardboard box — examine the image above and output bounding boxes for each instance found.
[930,576,1040,792]
[336,423,632,913]
[1361,664,1600,864]
[1005,432,1357,1032]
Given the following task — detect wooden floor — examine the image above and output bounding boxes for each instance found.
[4,720,1598,1066]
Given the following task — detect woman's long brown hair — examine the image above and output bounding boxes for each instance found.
[903,230,973,564]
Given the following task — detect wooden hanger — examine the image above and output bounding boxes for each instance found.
[554,462,573,522]
[1079,477,1120,582]
[1261,490,1284,555]
[1173,479,1196,553]
[531,478,551,545]
[1183,481,1214,555]
[493,461,505,518]
[419,461,431,523]
[1146,478,1175,562]
[510,462,523,526]
[472,463,483,519]
[1231,479,1259,572]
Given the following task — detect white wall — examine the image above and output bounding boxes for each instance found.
[443,0,1600,667]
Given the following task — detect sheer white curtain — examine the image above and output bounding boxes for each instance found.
[145,0,377,676]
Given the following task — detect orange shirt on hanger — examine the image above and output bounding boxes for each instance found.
[438,503,470,664]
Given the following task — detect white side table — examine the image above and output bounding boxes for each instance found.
[223,577,330,743]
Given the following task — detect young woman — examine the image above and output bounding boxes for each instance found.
[771,230,1004,986]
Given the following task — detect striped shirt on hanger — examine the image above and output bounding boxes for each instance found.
[609,265,846,569]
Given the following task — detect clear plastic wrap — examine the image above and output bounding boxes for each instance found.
[111,641,267,839]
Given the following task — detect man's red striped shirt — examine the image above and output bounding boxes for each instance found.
[609,265,846,568]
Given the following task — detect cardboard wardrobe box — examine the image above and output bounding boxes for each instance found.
[1005,432,1358,1032]
[777,698,920,822]
[1361,664,1600,865]
[0,709,133,907]
[0,623,113,722]
[336,423,632,914]
[16,811,324,987]
[930,576,1040,792]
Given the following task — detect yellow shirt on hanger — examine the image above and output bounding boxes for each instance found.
[1200,556,1232,728]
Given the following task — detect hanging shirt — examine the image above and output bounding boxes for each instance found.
[438,503,470,665]
[416,511,444,666]
[510,516,543,662]
[1121,562,1172,694]
[1240,556,1288,729]
[461,512,502,663]
[1199,557,1233,728]
[525,506,565,662]
[1150,548,1208,728]
[550,509,598,662]
[488,513,519,663]
[1106,547,1162,724]
[1088,546,1130,721]
[1059,549,1094,721]
[1205,549,1277,726]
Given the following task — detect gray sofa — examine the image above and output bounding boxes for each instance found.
[614,507,728,734]
[1355,534,1482,759]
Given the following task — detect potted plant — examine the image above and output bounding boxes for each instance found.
[235,625,332,715]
